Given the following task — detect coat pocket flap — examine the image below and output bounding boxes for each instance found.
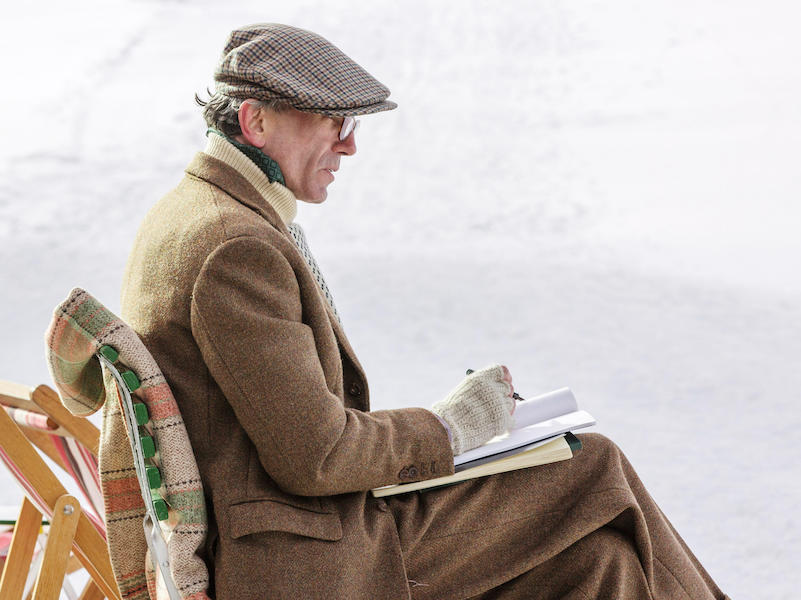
[228,499,343,541]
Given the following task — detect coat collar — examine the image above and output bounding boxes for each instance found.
[201,133,297,224]
[186,151,290,235]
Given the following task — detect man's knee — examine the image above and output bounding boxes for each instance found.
[579,432,622,456]
[576,432,633,479]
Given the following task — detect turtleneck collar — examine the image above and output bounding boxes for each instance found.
[203,131,298,225]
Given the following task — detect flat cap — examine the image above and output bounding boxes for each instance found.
[214,23,397,117]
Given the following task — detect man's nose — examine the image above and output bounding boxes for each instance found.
[335,132,357,156]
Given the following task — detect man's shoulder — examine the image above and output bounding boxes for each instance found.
[147,165,281,248]
[123,165,289,300]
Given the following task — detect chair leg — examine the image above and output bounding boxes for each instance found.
[66,554,83,574]
[0,497,43,600]
[32,495,81,600]
[23,542,45,600]
[77,579,106,600]
[70,516,121,600]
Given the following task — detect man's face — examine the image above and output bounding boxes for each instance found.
[259,108,357,203]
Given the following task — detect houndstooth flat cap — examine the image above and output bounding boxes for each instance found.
[214,23,398,117]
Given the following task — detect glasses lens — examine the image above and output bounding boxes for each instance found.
[339,117,359,141]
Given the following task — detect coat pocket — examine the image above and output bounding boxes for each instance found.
[228,499,343,541]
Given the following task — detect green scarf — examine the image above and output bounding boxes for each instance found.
[207,128,286,186]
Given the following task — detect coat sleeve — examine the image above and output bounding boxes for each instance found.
[190,235,454,496]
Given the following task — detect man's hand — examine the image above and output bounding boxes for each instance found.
[431,364,516,455]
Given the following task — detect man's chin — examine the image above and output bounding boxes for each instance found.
[298,189,328,204]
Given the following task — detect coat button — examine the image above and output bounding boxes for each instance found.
[348,382,362,397]
[376,499,388,512]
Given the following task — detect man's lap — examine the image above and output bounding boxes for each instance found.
[386,433,724,600]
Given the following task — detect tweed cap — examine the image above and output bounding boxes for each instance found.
[214,24,397,117]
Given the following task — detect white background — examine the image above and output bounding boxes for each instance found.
[1,2,800,597]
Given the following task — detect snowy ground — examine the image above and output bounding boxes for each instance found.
[2,1,800,598]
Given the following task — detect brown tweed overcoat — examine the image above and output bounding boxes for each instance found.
[120,151,454,599]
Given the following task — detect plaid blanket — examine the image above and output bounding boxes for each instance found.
[45,288,210,600]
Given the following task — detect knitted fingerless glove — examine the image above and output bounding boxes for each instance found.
[431,364,514,455]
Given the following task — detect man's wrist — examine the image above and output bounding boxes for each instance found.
[432,413,452,442]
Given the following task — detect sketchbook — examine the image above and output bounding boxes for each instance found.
[371,388,595,497]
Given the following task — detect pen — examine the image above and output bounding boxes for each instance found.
[466,369,525,401]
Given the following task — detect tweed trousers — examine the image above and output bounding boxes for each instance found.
[386,434,728,600]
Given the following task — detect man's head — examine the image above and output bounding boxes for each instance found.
[199,24,396,202]
[236,101,355,203]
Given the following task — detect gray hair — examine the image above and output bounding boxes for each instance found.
[194,90,290,137]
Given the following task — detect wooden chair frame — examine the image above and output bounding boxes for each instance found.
[0,381,120,600]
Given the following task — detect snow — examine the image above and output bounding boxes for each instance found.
[2,1,800,597]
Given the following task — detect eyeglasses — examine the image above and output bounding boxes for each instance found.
[339,116,360,141]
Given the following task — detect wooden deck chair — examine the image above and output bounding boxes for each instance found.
[0,380,100,598]
[0,381,104,524]
[0,389,86,599]
[0,383,120,600]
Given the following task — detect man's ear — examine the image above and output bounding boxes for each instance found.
[237,100,269,147]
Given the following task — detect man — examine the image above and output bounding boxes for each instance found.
[121,24,728,599]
